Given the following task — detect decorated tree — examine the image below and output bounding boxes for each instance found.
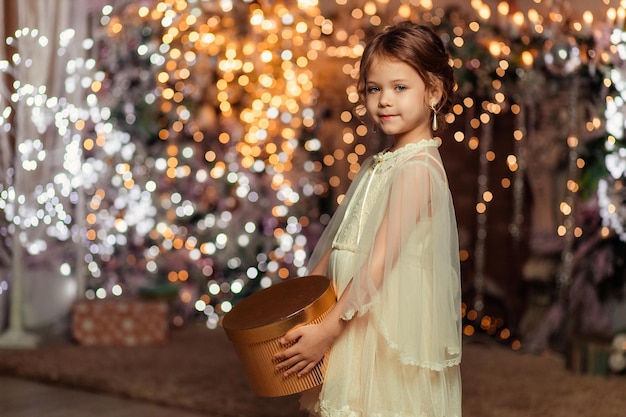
[66,0,626,342]
[90,1,334,327]
[3,1,626,358]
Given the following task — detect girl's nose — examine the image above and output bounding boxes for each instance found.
[378,90,392,107]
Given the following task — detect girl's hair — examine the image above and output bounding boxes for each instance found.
[357,21,456,131]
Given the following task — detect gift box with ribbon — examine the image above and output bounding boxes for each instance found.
[72,299,169,346]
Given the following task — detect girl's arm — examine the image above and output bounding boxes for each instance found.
[309,248,331,276]
[273,281,351,377]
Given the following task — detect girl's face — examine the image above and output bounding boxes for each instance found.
[364,57,439,145]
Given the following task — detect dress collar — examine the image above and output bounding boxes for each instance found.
[373,139,439,164]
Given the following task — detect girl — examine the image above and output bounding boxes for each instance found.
[274,21,462,417]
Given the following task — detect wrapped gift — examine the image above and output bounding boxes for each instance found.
[566,333,613,376]
[72,299,169,346]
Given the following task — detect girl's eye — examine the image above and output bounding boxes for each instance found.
[366,86,380,94]
[395,85,407,91]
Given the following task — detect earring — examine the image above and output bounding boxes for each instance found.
[431,102,438,131]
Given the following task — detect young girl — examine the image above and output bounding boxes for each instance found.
[274,21,462,417]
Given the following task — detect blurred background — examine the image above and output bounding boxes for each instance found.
[0,0,625,376]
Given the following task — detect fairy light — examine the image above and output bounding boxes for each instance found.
[599,10,626,243]
[0,25,126,282]
[2,1,623,349]
[85,0,344,327]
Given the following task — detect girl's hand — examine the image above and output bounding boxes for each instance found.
[273,322,338,378]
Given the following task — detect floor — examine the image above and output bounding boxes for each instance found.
[0,376,210,417]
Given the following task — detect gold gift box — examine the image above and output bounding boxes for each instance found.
[222,275,336,397]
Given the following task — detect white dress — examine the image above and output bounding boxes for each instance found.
[302,140,462,417]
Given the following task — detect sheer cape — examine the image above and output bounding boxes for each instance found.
[305,139,462,371]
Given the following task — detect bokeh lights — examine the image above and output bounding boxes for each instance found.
[1,0,625,344]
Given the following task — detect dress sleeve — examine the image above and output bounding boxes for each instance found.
[305,157,374,277]
[340,150,462,370]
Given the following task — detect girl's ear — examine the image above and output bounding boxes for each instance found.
[428,84,443,107]
[429,90,443,108]
[425,74,444,107]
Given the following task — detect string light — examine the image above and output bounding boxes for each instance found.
[1,1,623,348]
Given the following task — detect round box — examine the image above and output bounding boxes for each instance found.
[222,275,336,397]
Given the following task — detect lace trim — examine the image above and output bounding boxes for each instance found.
[331,242,357,252]
[372,139,439,164]
[397,355,462,371]
[318,402,361,417]
[378,321,462,371]
[316,400,458,417]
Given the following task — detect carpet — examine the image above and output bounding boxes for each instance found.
[0,324,625,417]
